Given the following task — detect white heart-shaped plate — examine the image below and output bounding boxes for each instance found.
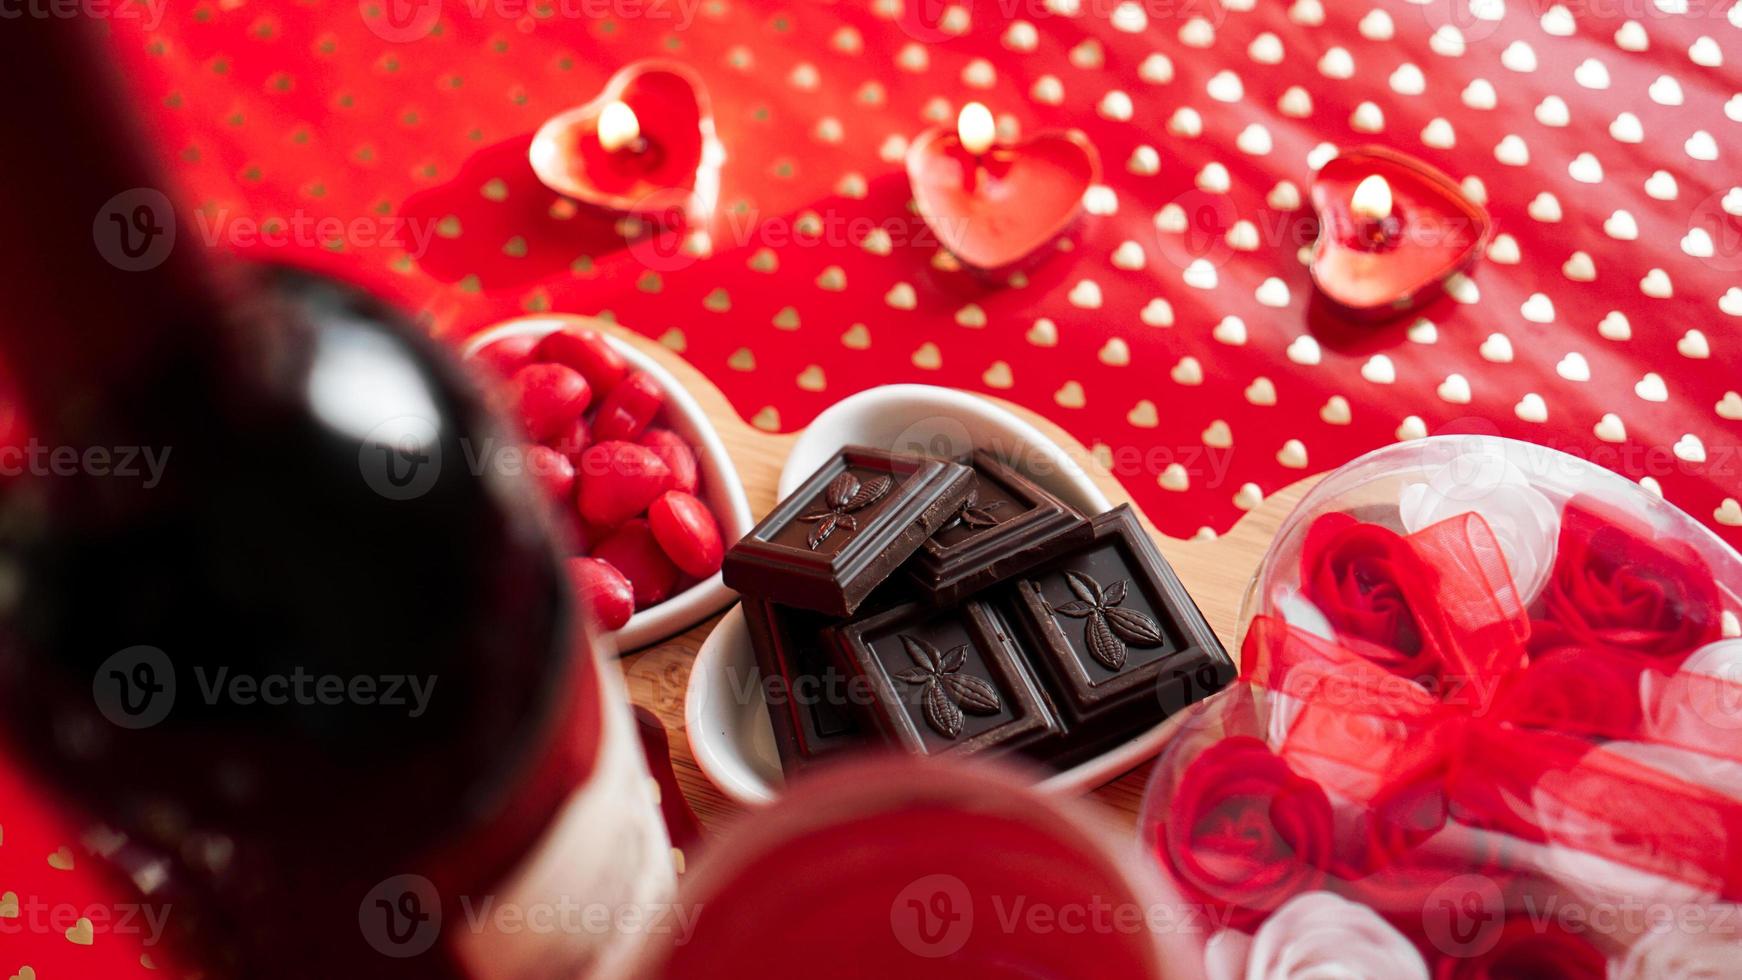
[685,384,1189,807]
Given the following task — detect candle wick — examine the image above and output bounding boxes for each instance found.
[1356,213,1402,252]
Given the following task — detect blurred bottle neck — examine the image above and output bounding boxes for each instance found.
[0,18,229,447]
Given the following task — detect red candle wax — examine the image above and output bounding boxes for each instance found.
[906,126,1100,276]
[530,61,720,220]
[1310,147,1492,322]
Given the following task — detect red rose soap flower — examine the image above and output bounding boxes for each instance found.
[1299,513,1447,682]
[1530,497,1721,660]
[1157,736,1335,930]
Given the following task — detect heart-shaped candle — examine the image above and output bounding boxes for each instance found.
[529,60,723,221]
[1310,147,1492,321]
[907,104,1101,275]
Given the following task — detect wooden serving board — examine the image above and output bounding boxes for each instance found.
[597,321,1318,836]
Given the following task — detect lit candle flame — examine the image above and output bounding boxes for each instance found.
[1351,174,1394,221]
[956,102,996,156]
[598,100,641,153]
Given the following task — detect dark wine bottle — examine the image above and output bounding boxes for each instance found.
[0,18,668,979]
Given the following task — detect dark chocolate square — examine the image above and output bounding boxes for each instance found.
[724,447,973,616]
[743,597,877,774]
[824,600,1060,757]
[1008,506,1233,761]
[906,449,1090,606]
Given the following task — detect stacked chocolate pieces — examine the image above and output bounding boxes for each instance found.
[724,446,1233,777]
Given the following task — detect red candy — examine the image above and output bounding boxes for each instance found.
[565,556,635,631]
[592,520,680,609]
[542,415,591,465]
[576,440,672,528]
[639,427,698,494]
[647,491,723,578]
[510,363,591,441]
[536,326,630,398]
[523,445,576,502]
[478,325,728,615]
[471,333,540,378]
[592,370,664,442]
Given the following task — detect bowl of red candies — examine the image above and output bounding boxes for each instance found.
[463,315,752,652]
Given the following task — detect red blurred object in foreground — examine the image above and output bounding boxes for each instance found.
[628,757,1180,980]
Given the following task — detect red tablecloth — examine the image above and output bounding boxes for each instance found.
[5,0,1739,974]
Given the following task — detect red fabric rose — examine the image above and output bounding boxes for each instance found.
[1530,497,1721,660]
[1300,513,1447,682]
[1433,917,1607,980]
[1158,735,1334,930]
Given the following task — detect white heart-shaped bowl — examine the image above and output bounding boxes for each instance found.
[461,316,753,653]
[688,384,1139,806]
